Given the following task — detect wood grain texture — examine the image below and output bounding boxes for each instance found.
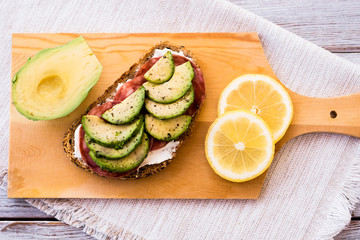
[0,221,94,239]
[334,221,360,240]
[229,0,360,52]
[276,91,360,151]
[9,33,360,200]
[353,203,360,217]
[354,203,360,217]
[0,191,52,219]
[9,32,274,199]
[0,220,358,240]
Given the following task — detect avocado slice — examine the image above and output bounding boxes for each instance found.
[145,114,191,141]
[145,86,194,119]
[144,51,175,84]
[12,36,102,120]
[85,124,144,159]
[102,86,145,124]
[82,115,143,149]
[143,61,194,103]
[89,133,150,173]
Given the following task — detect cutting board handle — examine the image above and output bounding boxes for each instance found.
[277,91,360,149]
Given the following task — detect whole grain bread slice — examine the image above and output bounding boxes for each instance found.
[63,42,204,179]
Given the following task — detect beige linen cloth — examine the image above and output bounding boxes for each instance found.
[1,0,359,239]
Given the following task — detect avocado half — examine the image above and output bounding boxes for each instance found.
[12,36,103,120]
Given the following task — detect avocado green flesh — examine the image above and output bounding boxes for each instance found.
[145,86,194,119]
[89,133,150,173]
[143,61,194,103]
[12,36,102,120]
[102,86,145,124]
[85,124,144,159]
[82,115,143,149]
[144,51,175,84]
[145,114,191,141]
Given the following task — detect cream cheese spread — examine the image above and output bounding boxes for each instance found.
[73,125,82,159]
[153,48,192,61]
[139,141,180,168]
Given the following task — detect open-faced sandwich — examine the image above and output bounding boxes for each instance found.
[63,42,206,179]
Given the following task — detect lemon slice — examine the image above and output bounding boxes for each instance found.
[205,110,274,182]
[218,74,293,142]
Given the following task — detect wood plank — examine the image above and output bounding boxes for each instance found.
[354,203,360,217]
[229,0,360,52]
[0,190,52,219]
[0,221,94,239]
[0,220,358,239]
[335,220,360,240]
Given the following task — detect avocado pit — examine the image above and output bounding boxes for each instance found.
[37,75,65,100]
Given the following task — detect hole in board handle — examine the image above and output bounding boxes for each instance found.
[330,110,337,119]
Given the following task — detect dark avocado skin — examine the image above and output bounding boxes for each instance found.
[89,133,150,173]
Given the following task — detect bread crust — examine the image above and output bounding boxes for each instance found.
[63,42,204,179]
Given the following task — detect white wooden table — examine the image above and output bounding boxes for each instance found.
[1,0,359,238]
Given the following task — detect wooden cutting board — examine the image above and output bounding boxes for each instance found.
[8,33,360,199]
